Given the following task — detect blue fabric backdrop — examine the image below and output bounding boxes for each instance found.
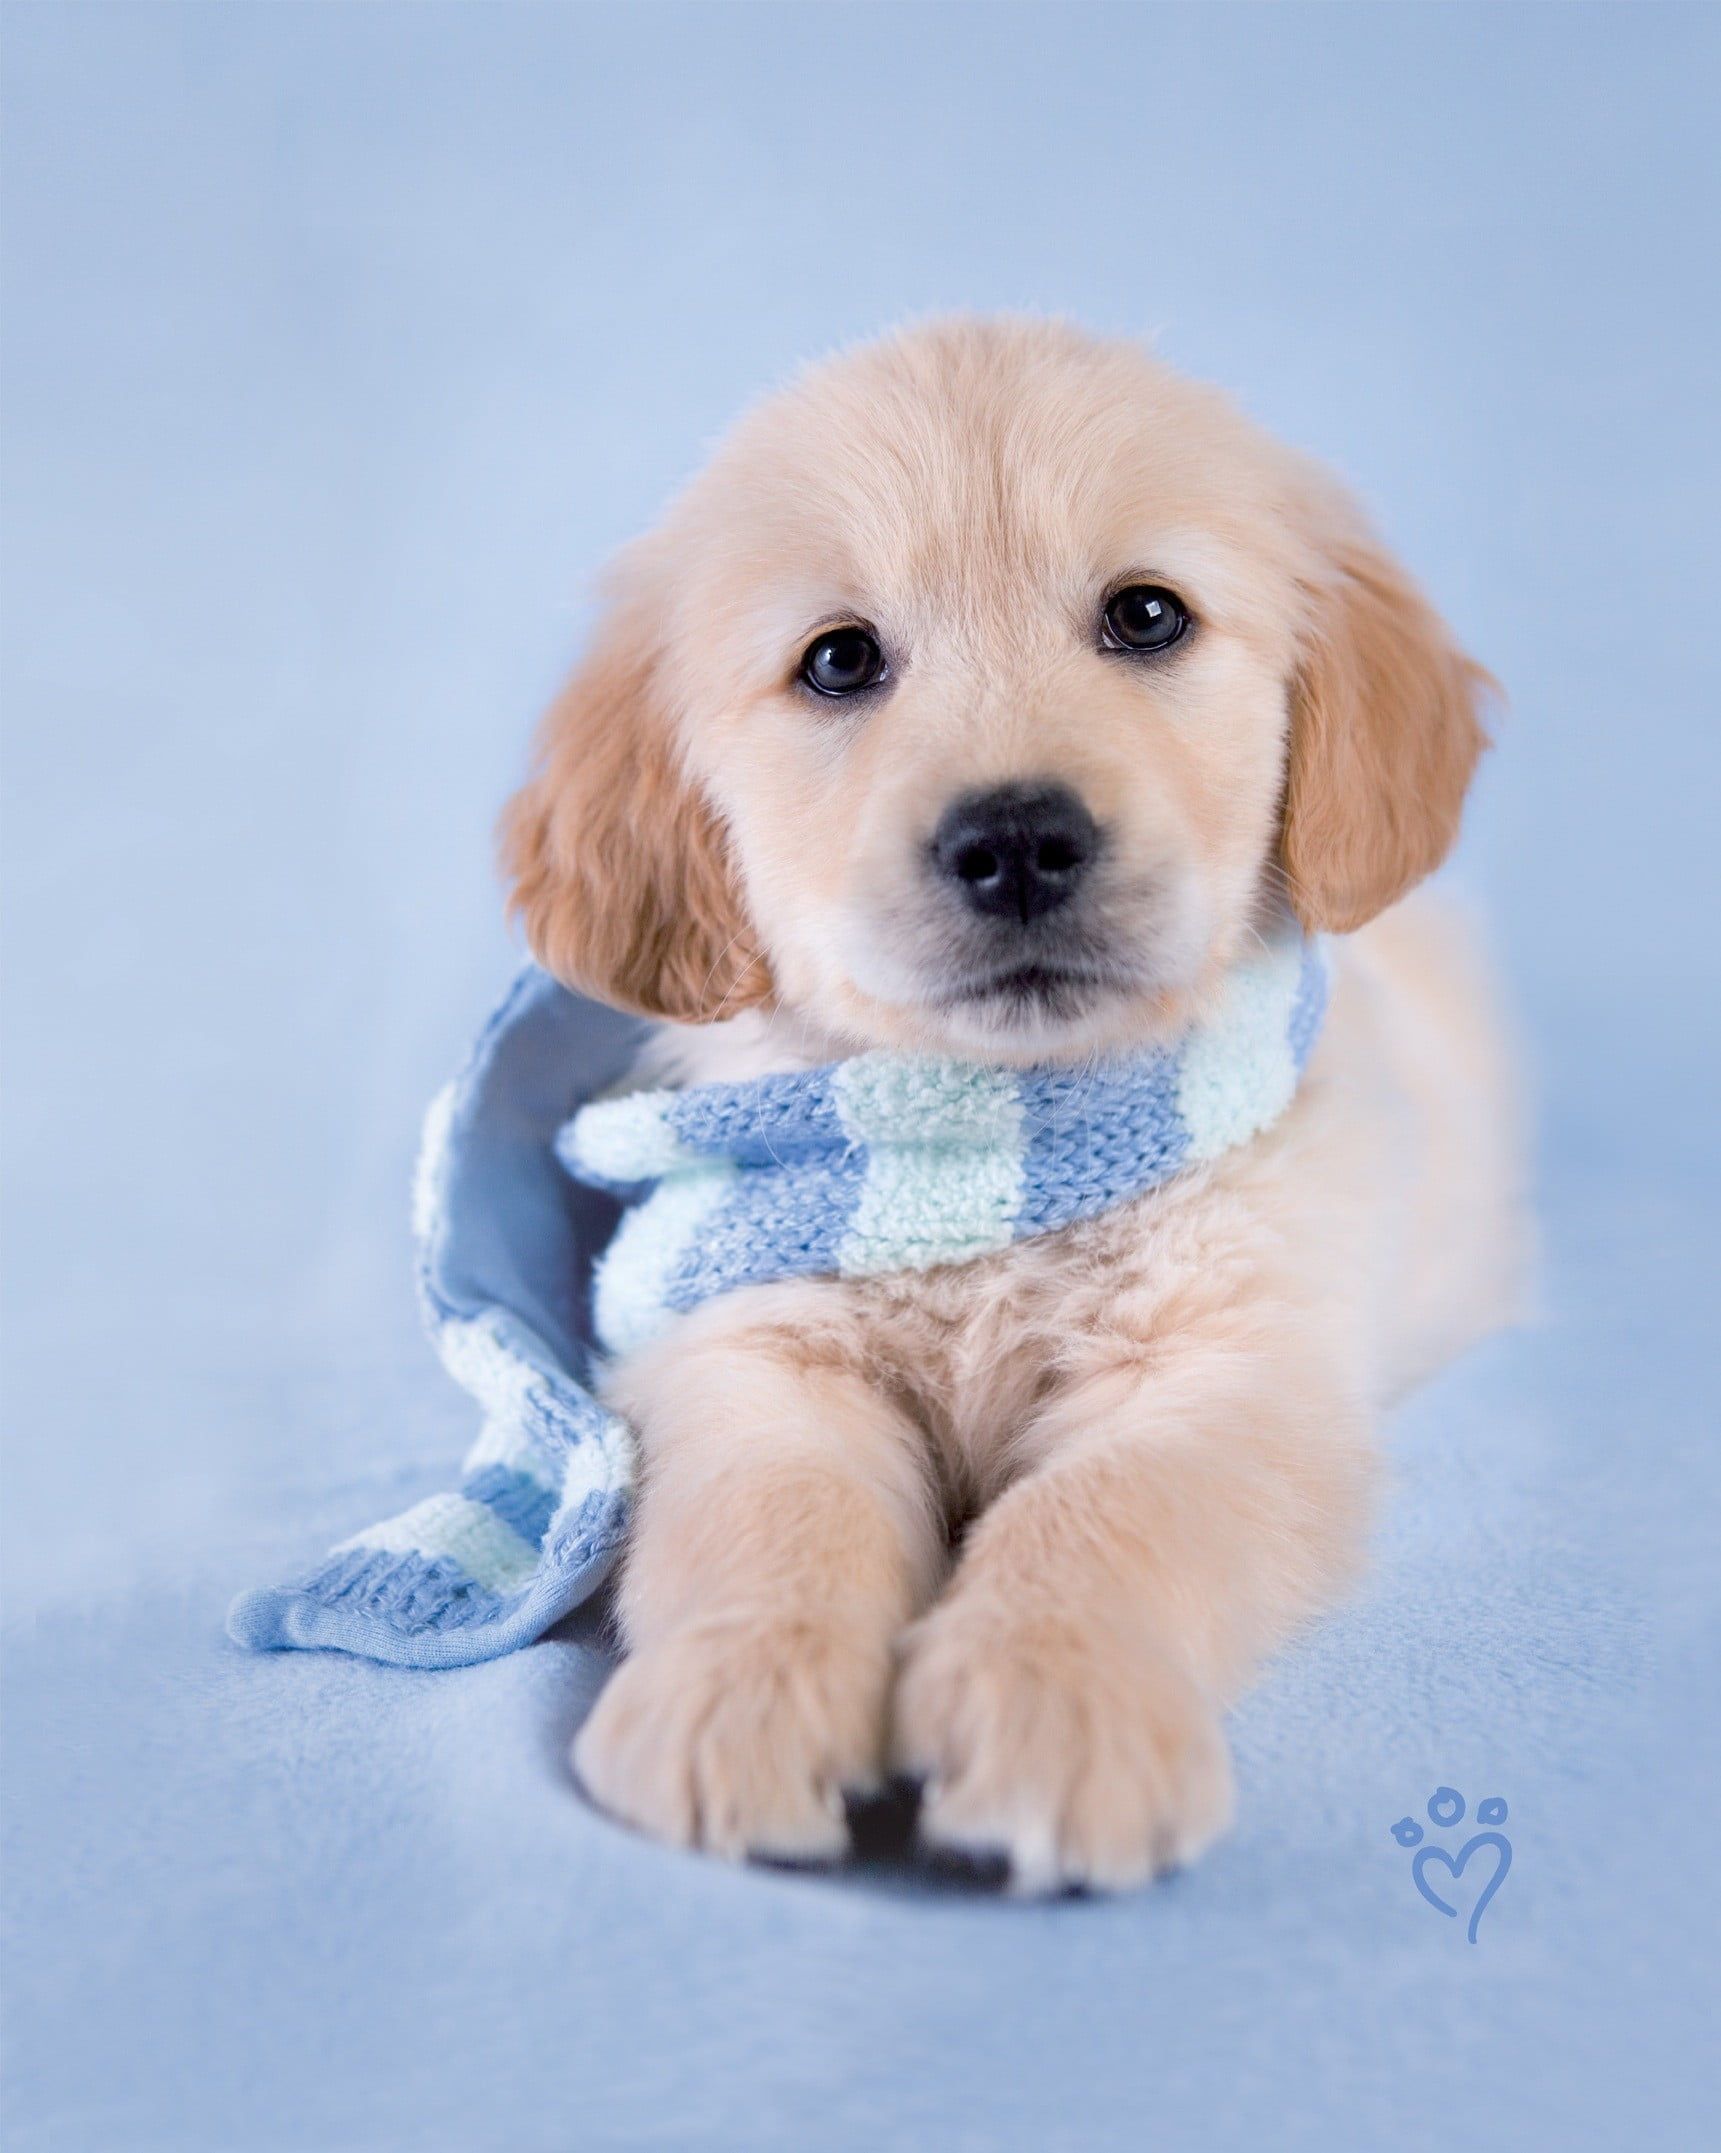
[3,4,1716,2147]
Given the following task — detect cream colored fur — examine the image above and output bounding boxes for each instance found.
[505,318,1526,1892]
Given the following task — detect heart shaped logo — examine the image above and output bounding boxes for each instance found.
[1412,1830,1512,1943]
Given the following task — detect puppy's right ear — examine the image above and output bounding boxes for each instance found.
[500,598,772,1022]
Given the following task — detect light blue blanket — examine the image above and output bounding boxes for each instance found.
[7,10,1715,2147]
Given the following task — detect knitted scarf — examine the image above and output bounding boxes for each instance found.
[229,930,1326,1668]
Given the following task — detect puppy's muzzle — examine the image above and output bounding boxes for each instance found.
[931,782,1099,925]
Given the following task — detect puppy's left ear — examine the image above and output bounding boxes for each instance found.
[1280,513,1493,933]
[499,581,774,1022]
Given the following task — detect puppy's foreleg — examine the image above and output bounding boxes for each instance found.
[893,1310,1375,1892]
[575,1299,943,1862]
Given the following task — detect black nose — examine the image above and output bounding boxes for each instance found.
[932,783,1100,924]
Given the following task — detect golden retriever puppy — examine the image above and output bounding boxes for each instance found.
[503,317,1525,1892]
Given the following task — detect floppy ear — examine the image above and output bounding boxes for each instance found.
[500,606,773,1022]
[1280,522,1492,933]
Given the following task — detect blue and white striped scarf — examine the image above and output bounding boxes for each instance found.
[229,930,1326,1668]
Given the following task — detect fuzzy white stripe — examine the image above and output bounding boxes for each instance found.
[834,1056,1023,1274]
[1176,938,1303,1161]
[592,1162,737,1355]
[562,1090,691,1185]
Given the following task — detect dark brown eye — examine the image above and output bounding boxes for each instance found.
[800,626,885,696]
[1102,584,1190,653]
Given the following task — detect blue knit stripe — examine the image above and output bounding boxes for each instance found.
[543,1483,633,1567]
[1016,1057,1191,1232]
[658,1150,870,1311]
[1289,940,1330,1068]
[296,1547,511,1635]
[461,1463,560,1550]
[666,1066,848,1168]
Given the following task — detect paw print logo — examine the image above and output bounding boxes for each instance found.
[1391,1787,1512,1942]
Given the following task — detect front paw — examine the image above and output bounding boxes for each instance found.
[891,1600,1235,1894]
[572,1620,889,1863]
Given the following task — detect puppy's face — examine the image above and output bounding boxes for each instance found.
[508,321,1488,1060]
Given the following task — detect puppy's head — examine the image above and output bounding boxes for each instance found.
[505,318,1489,1060]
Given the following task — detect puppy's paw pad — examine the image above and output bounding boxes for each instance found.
[914,1830,1013,1893]
[844,1775,925,1865]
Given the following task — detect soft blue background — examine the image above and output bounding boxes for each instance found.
[4,4,1717,2147]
